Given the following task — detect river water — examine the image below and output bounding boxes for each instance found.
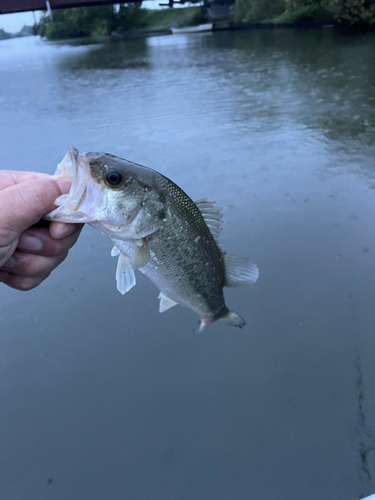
[1,29,375,499]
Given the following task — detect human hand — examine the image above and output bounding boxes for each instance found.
[0,170,83,291]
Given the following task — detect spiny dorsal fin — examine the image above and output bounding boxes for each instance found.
[224,254,259,287]
[195,198,223,244]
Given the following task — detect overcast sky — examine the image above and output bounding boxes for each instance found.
[0,12,40,32]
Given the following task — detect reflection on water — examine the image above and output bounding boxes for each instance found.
[1,30,375,500]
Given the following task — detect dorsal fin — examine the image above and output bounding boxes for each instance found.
[195,198,223,244]
[223,254,259,287]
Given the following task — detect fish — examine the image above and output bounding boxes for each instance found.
[45,147,259,331]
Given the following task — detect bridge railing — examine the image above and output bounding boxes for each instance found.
[0,0,143,15]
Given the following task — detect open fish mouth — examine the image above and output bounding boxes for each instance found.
[45,147,101,223]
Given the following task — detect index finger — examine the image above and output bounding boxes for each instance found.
[0,171,52,191]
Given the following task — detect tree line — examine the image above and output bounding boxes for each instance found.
[33,4,145,40]
[33,4,206,40]
[231,0,375,25]
[32,0,375,40]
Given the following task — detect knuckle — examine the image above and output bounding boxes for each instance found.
[32,254,66,277]
[48,239,65,256]
[27,259,46,278]
[12,253,51,278]
[15,179,56,221]
[28,179,55,214]
[32,237,63,257]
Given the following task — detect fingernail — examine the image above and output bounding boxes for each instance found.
[56,179,72,195]
[18,235,43,252]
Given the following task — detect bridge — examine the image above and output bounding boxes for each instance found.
[0,0,144,15]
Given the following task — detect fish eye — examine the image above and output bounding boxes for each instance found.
[105,171,123,187]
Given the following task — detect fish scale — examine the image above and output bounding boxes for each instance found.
[144,176,226,318]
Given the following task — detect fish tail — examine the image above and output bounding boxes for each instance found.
[220,309,246,329]
[197,309,246,331]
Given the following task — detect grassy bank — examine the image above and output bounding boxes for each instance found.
[230,0,375,29]
[140,7,204,30]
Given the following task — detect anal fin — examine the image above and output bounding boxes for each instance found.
[158,292,178,313]
[116,253,136,295]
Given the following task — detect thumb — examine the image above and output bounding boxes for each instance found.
[0,177,67,241]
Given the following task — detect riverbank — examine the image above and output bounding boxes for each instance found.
[229,1,375,32]
[0,25,32,40]
[33,6,205,40]
[32,2,375,42]
[87,19,347,42]
[213,20,336,30]
[138,7,204,30]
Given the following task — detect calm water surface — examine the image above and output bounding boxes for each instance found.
[1,30,375,499]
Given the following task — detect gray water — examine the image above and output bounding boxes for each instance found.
[0,29,375,499]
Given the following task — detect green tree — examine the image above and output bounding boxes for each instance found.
[231,0,286,22]
[231,0,375,24]
[282,0,332,21]
[34,5,116,39]
[34,3,145,40]
[114,3,145,32]
[321,0,375,24]
[287,0,375,23]
[285,0,322,16]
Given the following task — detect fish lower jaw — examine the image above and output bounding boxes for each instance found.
[45,208,92,223]
[92,222,139,240]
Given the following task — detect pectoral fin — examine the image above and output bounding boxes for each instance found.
[111,245,120,257]
[158,292,178,313]
[132,241,150,269]
[116,253,136,295]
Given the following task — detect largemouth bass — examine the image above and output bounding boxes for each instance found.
[45,147,259,330]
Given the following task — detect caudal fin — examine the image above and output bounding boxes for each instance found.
[197,309,246,332]
[221,310,246,329]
